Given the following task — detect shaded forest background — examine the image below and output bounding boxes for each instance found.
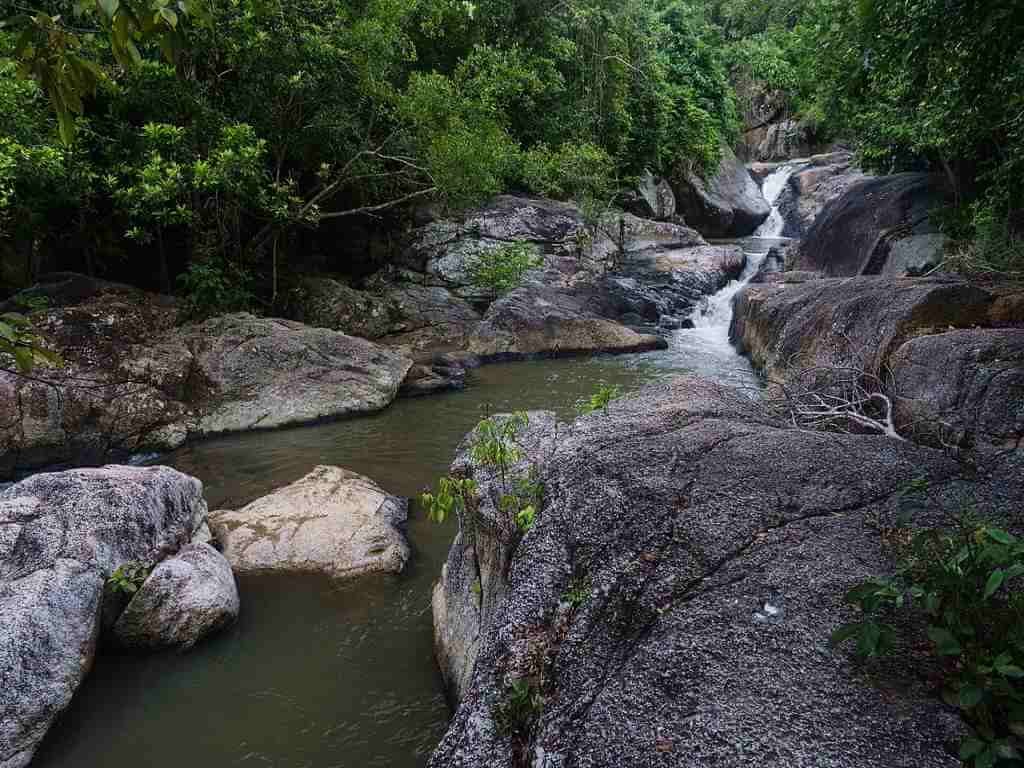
[2,0,1022,314]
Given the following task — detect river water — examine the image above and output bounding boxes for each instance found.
[34,178,794,767]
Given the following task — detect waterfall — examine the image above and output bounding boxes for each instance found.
[753,162,803,238]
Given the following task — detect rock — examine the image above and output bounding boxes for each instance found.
[750,246,786,284]
[0,465,207,768]
[731,276,993,383]
[430,377,1015,768]
[730,276,1024,450]
[774,152,865,238]
[400,362,466,397]
[287,276,404,339]
[111,542,239,650]
[375,283,483,358]
[466,271,667,360]
[181,313,411,435]
[890,329,1024,449]
[672,146,771,237]
[398,196,588,300]
[0,278,413,478]
[619,170,676,220]
[209,465,410,579]
[789,173,949,276]
[744,118,822,162]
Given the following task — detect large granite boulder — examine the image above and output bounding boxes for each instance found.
[209,465,410,579]
[111,542,239,650]
[789,173,949,276]
[672,146,771,237]
[0,275,412,478]
[731,276,1024,450]
[0,465,207,768]
[774,151,865,238]
[730,277,993,383]
[375,283,483,359]
[889,329,1024,449]
[743,118,822,162]
[466,271,667,360]
[430,377,1021,768]
[619,170,677,221]
[180,313,410,435]
[287,275,404,340]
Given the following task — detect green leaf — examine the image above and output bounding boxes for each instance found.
[13,346,33,373]
[961,738,986,760]
[987,528,1016,545]
[984,569,1005,599]
[959,684,984,709]
[856,621,882,657]
[927,626,962,656]
[97,0,120,20]
[158,7,178,27]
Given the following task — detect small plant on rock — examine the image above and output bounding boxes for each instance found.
[494,676,543,738]
[421,476,478,524]
[469,242,542,297]
[576,383,622,416]
[107,562,151,596]
[562,574,592,608]
[831,515,1024,767]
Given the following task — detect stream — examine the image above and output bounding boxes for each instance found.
[33,168,796,768]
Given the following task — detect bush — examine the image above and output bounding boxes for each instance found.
[469,242,542,297]
[177,256,255,321]
[520,142,615,204]
[832,516,1024,767]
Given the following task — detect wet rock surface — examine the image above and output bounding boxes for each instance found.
[774,151,864,238]
[209,465,410,579]
[430,377,1022,768]
[0,465,208,768]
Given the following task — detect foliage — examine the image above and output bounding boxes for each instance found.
[420,475,478,525]
[0,311,62,372]
[562,574,592,608]
[831,517,1024,767]
[176,255,254,320]
[494,676,543,738]
[520,141,615,204]
[468,242,542,297]
[107,561,151,596]
[576,383,621,416]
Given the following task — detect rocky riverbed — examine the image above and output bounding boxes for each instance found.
[2,154,1023,768]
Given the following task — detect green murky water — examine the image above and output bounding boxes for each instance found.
[33,356,674,768]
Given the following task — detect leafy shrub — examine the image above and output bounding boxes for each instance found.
[177,256,255,320]
[107,562,151,596]
[469,242,542,297]
[832,516,1024,767]
[520,141,615,204]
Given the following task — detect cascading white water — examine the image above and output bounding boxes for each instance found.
[648,162,804,387]
[753,162,802,238]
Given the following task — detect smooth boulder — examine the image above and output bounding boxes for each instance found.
[673,146,771,237]
[890,329,1024,449]
[0,465,207,768]
[788,173,949,276]
[112,542,240,650]
[210,465,410,579]
[0,275,413,478]
[429,377,1012,768]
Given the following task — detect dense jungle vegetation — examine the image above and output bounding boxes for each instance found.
[1,0,1022,310]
